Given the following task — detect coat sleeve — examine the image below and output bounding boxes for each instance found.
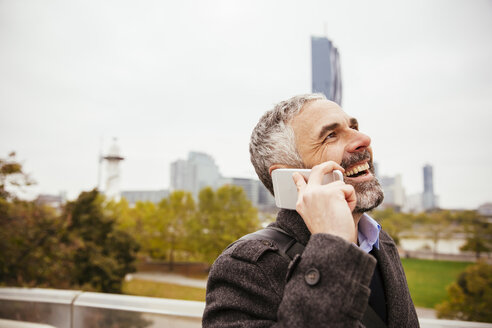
[203,233,377,328]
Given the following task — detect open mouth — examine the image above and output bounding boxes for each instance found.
[344,162,370,178]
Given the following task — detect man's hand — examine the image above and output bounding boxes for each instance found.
[293,161,357,243]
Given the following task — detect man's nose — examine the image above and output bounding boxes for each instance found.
[347,130,371,152]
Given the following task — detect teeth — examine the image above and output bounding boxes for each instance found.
[345,163,369,177]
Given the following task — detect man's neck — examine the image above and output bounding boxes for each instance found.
[353,212,364,245]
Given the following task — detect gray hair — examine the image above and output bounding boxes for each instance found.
[249,93,327,195]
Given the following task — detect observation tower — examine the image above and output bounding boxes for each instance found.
[102,138,124,201]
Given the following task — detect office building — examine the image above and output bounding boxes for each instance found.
[220,177,276,212]
[422,164,437,211]
[121,190,169,206]
[170,151,276,212]
[170,151,221,197]
[379,174,405,212]
[220,177,259,206]
[311,36,342,105]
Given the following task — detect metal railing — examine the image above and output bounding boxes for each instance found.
[0,287,203,328]
[1,287,491,328]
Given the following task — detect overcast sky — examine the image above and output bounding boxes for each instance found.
[1,0,491,209]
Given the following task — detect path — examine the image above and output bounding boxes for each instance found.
[126,272,207,289]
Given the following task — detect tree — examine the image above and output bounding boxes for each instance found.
[0,199,73,288]
[151,191,196,270]
[371,208,412,246]
[416,211,454,258]
[0,152,72,288]
[458,211,492,259]
[107,198,158,258]
[190,185,260,264]
[0,153,140,294]
[64,189,139,293]
[436,261,492,323]
[0,151,34,200]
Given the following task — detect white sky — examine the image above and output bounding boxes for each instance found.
[1,0,491,209]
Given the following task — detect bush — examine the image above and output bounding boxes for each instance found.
[436,261,492,323]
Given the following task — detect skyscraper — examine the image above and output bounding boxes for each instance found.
[311,36,342,105]
[422,164,436,210]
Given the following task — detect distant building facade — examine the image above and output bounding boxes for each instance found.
[121,190,169,206]
[311,36,342,105]
[169,151,276,211]
[170,152,221,197]
[379,174,405,212]
[219,177,276,211]
[220,177,260,206]
[35,192,66,212]
[401,164,439,213]
[478,203,492,217]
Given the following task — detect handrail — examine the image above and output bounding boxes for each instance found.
[74,292,205,318]
[1,287,491,328]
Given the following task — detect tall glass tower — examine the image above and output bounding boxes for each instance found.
[311,36,342,105]
[422,164,436,210]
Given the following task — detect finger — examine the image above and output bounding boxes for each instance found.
[292,172,307,192]
[308,161,345,186]
[340,184,357,212]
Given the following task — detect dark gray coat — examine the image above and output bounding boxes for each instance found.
[203,209,419,328]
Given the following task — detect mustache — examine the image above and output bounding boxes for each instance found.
[340,150,372,170]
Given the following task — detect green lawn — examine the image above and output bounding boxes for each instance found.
[122,279,206,302]
[401,258,472,308]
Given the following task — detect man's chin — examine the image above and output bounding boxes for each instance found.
[351,179,384,214]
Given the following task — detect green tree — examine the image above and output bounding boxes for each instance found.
[0,199,74,288]
[371,208,413,246]
[191,185,260,264]
[416,211,454,258]
[458,210,492,259]
[0,152,73,288]
[436,261,492,323]
[156,191,195,270]
[0,151,34,200]
[108,198,158,258]
[64,189,139,293]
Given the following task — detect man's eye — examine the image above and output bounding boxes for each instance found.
[351,125,359,131]
[325,132,336,140]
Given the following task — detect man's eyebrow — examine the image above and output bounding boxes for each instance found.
[318,123,339,140]
[349,118,359,127]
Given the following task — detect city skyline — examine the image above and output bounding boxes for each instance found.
[1,1,491,210]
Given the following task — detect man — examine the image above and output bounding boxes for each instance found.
[203,94,419,327]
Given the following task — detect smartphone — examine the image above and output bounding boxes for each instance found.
[271,169,344,210]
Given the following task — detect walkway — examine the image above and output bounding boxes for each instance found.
[126,272,208,289]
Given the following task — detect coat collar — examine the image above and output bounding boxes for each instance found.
[271,209,312,246]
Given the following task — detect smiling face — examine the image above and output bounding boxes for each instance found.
[289,99,384,213]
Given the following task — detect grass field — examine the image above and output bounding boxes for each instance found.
[401,258,472,308]
[122,278,206,302]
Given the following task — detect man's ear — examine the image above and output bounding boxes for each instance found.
[269,164,289,176]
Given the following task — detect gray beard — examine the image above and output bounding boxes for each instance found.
[339,150,384,213]
[347,177,384,213]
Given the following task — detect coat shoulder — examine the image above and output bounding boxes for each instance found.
[217,237,283,266]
